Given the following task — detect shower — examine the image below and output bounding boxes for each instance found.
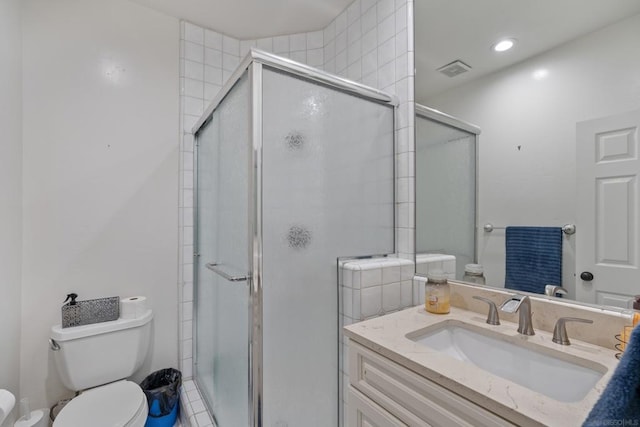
[192,49,396,426]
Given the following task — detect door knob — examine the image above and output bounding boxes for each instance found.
[580,271,594,281]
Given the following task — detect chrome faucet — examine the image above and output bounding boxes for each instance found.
[500,294,535,335]
[545,285,568,297]
[472,296,500,325]
[552,317,593,345]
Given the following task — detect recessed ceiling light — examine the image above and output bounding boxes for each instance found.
[492,39,516,52]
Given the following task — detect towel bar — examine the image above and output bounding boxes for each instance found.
[205,262,251,282]
[483,223,576,235]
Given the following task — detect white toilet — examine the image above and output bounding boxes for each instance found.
[49,309,153,427]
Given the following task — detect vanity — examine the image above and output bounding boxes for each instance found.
[343,285,623,427]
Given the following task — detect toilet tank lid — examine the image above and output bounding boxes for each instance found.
[51,310,153,341]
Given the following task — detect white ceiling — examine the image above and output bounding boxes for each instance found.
[129,0,353,40]
[130,0,640,101]
[415,0,640,101]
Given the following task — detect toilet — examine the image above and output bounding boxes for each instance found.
[49,309,153,427]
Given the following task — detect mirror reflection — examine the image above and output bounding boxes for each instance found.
[414,0,640,307]
[415,105,478,280]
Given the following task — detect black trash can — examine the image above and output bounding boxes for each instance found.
[140,368,182,427]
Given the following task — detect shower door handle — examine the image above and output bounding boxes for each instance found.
[205,263,250,282]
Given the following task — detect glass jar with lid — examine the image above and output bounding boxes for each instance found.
[463,263,486,285]
[425,270,450,314]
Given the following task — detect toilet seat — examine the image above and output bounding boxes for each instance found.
[53,380,148,427]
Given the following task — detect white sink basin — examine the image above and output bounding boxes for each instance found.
[407,320,606,402]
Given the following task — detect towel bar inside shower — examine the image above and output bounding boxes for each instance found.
[205,262,251,282]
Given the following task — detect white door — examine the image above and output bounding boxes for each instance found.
[576,109,640,307]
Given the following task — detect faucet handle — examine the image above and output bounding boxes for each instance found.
[472,296,500,325]
[545,285,568,297]
[552,317,594,345]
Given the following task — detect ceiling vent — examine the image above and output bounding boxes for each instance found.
[437,60,472,77]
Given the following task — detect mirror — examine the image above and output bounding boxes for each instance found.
[414,0,640,307]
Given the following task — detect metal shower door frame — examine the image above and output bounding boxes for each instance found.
[248,60,263,427]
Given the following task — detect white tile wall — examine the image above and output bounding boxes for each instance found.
[178,0,415,424]
[338,256,415,423]
[179,379,214,427]
[340,258,414,323]
[415,253,457,278]
[321,0,416,260]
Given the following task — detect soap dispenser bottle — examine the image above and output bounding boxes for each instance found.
[61,293,80,328]
[425,270,450,314]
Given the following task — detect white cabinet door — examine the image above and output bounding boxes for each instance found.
[348,341,515,427]
[347,386,407,427]
[576,109,640,307]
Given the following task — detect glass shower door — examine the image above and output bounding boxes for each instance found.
[260,67,395,427]
[194,74,250,426]
[415,114,477,279]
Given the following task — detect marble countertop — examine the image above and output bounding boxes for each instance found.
[344,306,620,427]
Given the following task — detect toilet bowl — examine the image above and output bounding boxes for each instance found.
[53,380,147,427]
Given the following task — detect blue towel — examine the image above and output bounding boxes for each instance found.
[504,226,562,294]
[583,325,640,426]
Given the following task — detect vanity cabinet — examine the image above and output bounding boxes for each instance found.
[346,340,516,427]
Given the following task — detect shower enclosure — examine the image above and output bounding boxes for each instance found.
[192,49,396,426]
[415,104,480,279]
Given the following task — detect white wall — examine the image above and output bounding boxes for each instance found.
[0,0,23,422]
[21,0,180,408]
[425,14,640,297]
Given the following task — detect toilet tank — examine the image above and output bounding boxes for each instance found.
[50,310,153,391]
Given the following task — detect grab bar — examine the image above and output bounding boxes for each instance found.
[483,223,576,235]
[205,263,250,282]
